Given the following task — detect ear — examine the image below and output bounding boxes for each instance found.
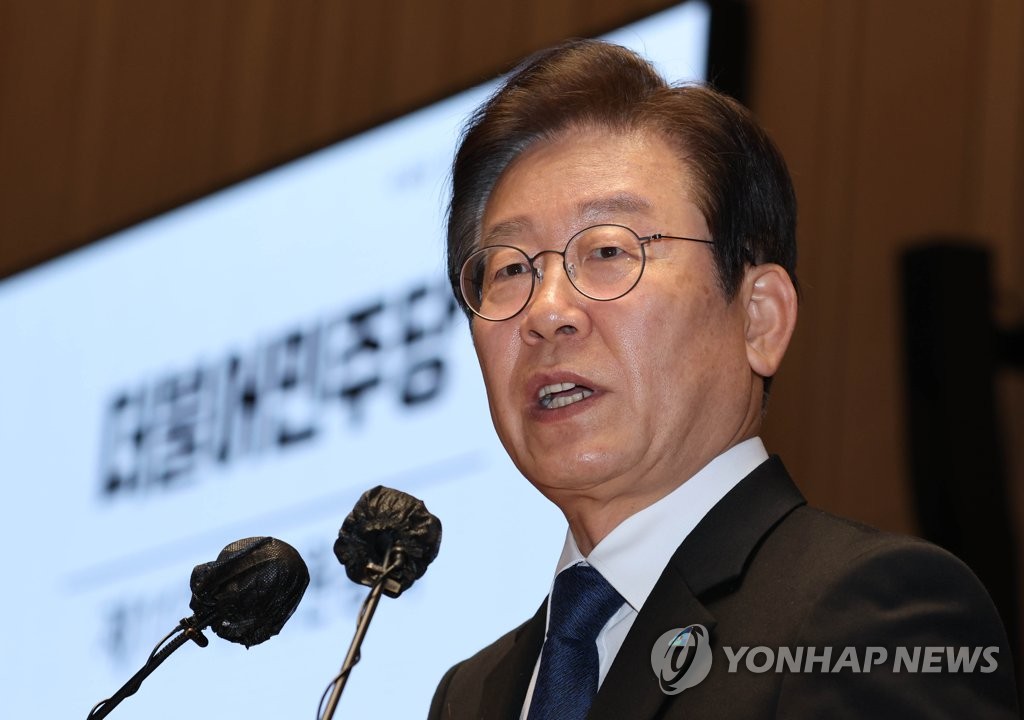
[741,263,798,378]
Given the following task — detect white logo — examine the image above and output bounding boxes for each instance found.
[650,624,713,694]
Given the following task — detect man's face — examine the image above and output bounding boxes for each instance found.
[471,127,760,515]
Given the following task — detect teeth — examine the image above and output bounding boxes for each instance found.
[538,382,577,399]
[538,382,594,409]
[547,390,592,409]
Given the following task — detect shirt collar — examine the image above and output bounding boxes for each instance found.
[552,437,769,611]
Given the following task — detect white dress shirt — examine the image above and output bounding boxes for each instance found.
[519,437,769,718]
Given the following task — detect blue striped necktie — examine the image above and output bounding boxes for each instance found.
[527,563,624,720]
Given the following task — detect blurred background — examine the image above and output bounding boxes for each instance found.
[1,0,1021,706]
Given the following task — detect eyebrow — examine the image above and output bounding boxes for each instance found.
[481,217,531,245]
[576,192,652,221]
[481,192,653,246]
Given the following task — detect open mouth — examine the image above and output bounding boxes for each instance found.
[538,382,594,410]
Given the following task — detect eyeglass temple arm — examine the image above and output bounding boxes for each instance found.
[645,234,756,264]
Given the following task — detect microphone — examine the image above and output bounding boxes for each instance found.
[318,487,441,719]
[333,485,442,597]
[190,536,310,647]
[88,536,309,719]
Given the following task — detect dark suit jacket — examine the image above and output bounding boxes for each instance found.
[429,457,1020,718]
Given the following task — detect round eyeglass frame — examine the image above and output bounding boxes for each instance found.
[459,223,714,321]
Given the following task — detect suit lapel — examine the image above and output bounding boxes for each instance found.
[590,561,715,720]
[589,457,805,720]
[677,457,805,595]
[480,600,547,720]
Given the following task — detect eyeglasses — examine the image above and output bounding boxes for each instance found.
[459,223,713,321]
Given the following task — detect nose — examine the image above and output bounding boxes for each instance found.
[519,251,592,343]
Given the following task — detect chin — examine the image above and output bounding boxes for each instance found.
[525,454,628,495]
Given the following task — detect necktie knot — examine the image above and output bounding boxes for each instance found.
[548,564,623,641]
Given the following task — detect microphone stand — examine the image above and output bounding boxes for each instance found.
[87,612,213,719]
[318,547,401,720]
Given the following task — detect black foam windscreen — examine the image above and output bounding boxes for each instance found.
[334,486,441,598]
[189,536,310,648]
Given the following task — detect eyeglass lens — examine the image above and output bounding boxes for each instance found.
[461,224,646,320]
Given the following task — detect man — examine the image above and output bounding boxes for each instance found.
[429,39,1019,719]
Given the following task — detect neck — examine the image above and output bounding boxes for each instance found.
[562,431,762,555]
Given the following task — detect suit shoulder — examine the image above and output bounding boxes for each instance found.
[447,616,529,675]
[740,503,1009,654]
[781,506,1000,626]
[772,504,977,580]
[765,508,1020,717]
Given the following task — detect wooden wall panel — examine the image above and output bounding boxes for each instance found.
[750,0,1024,659]
[840,0,982,527]
[976,0,1024,666]
[0,0,677,278]
[0,1,89,269]
[752,0,1023,535]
